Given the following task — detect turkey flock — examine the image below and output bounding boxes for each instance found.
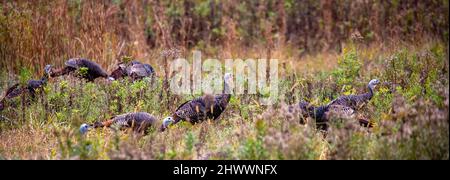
[1,57,381,137]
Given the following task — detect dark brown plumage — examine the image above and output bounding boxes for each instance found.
[209,73,233,121]
[172,94,216,124]
[0,84,22,111]
[0,77,47,111]
[284,101,311,124]
[2,84,24,100]
[167,73,233,128]
[109,67,126,80]
[328,79,380,110]
[109,60,155,81]
[209,93,231,120]
[172,94,232,125]
[296,102,373,131]
[92,112,158,134]
[47,58,109,81]
[311,104,356,131]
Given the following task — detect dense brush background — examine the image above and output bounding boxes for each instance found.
[0,0,448,160]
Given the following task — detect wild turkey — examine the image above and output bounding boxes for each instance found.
[209,73,233,120]
[328,79,380,110]
[109,60,138,80]
[310,104,357,131]
[0,74,48,111]
[296,101,372,131]
[161,73,233,131]
[109,60,155,81]
[46,58,109,82]
[171,94,216,125]
[79,112,171,135]
[284,101,311,124]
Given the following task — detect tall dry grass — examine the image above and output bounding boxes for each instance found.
[1,0,448,76]
[0,1,157,75]
[0,1,448,160]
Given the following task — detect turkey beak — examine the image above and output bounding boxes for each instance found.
[44,65,53,78]
[119,64,126,70]
[375,81,381,88]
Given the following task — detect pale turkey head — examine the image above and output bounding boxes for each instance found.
[161,117,174,131]
[79,123,92,135]
[368,79,380,90]
[224,73,233,83]
[223,73,233,94]
[44,65,53,77]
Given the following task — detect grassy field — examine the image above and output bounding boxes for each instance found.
[0,41,448,160]
[0,1,448,160]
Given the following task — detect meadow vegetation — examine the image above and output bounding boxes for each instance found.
[0,1,448,160]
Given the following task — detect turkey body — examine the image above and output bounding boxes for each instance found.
[327,94,372,110]
[292,101,371,131]
[172,94,216,124]
[328,79,380,110]
[93,112,158,134]
[284,101,311,124]
[171,73,233,126]
[310,104,356,131]
[172,94,231,124]
[126,63,155,80]
[0,77,47,111]
[209,94,231,120]
[26,78,47,98]
[110,60,155,81]
[48,58,108,81]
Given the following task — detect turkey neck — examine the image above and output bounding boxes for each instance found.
[311,105,328,122]
[222,77,232,100]
[94,119,113,128]
[172,114,183,125]
[159,124,167,132]
[365,84,374,100]
[51,66,73,77]
[40,76,48,85]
